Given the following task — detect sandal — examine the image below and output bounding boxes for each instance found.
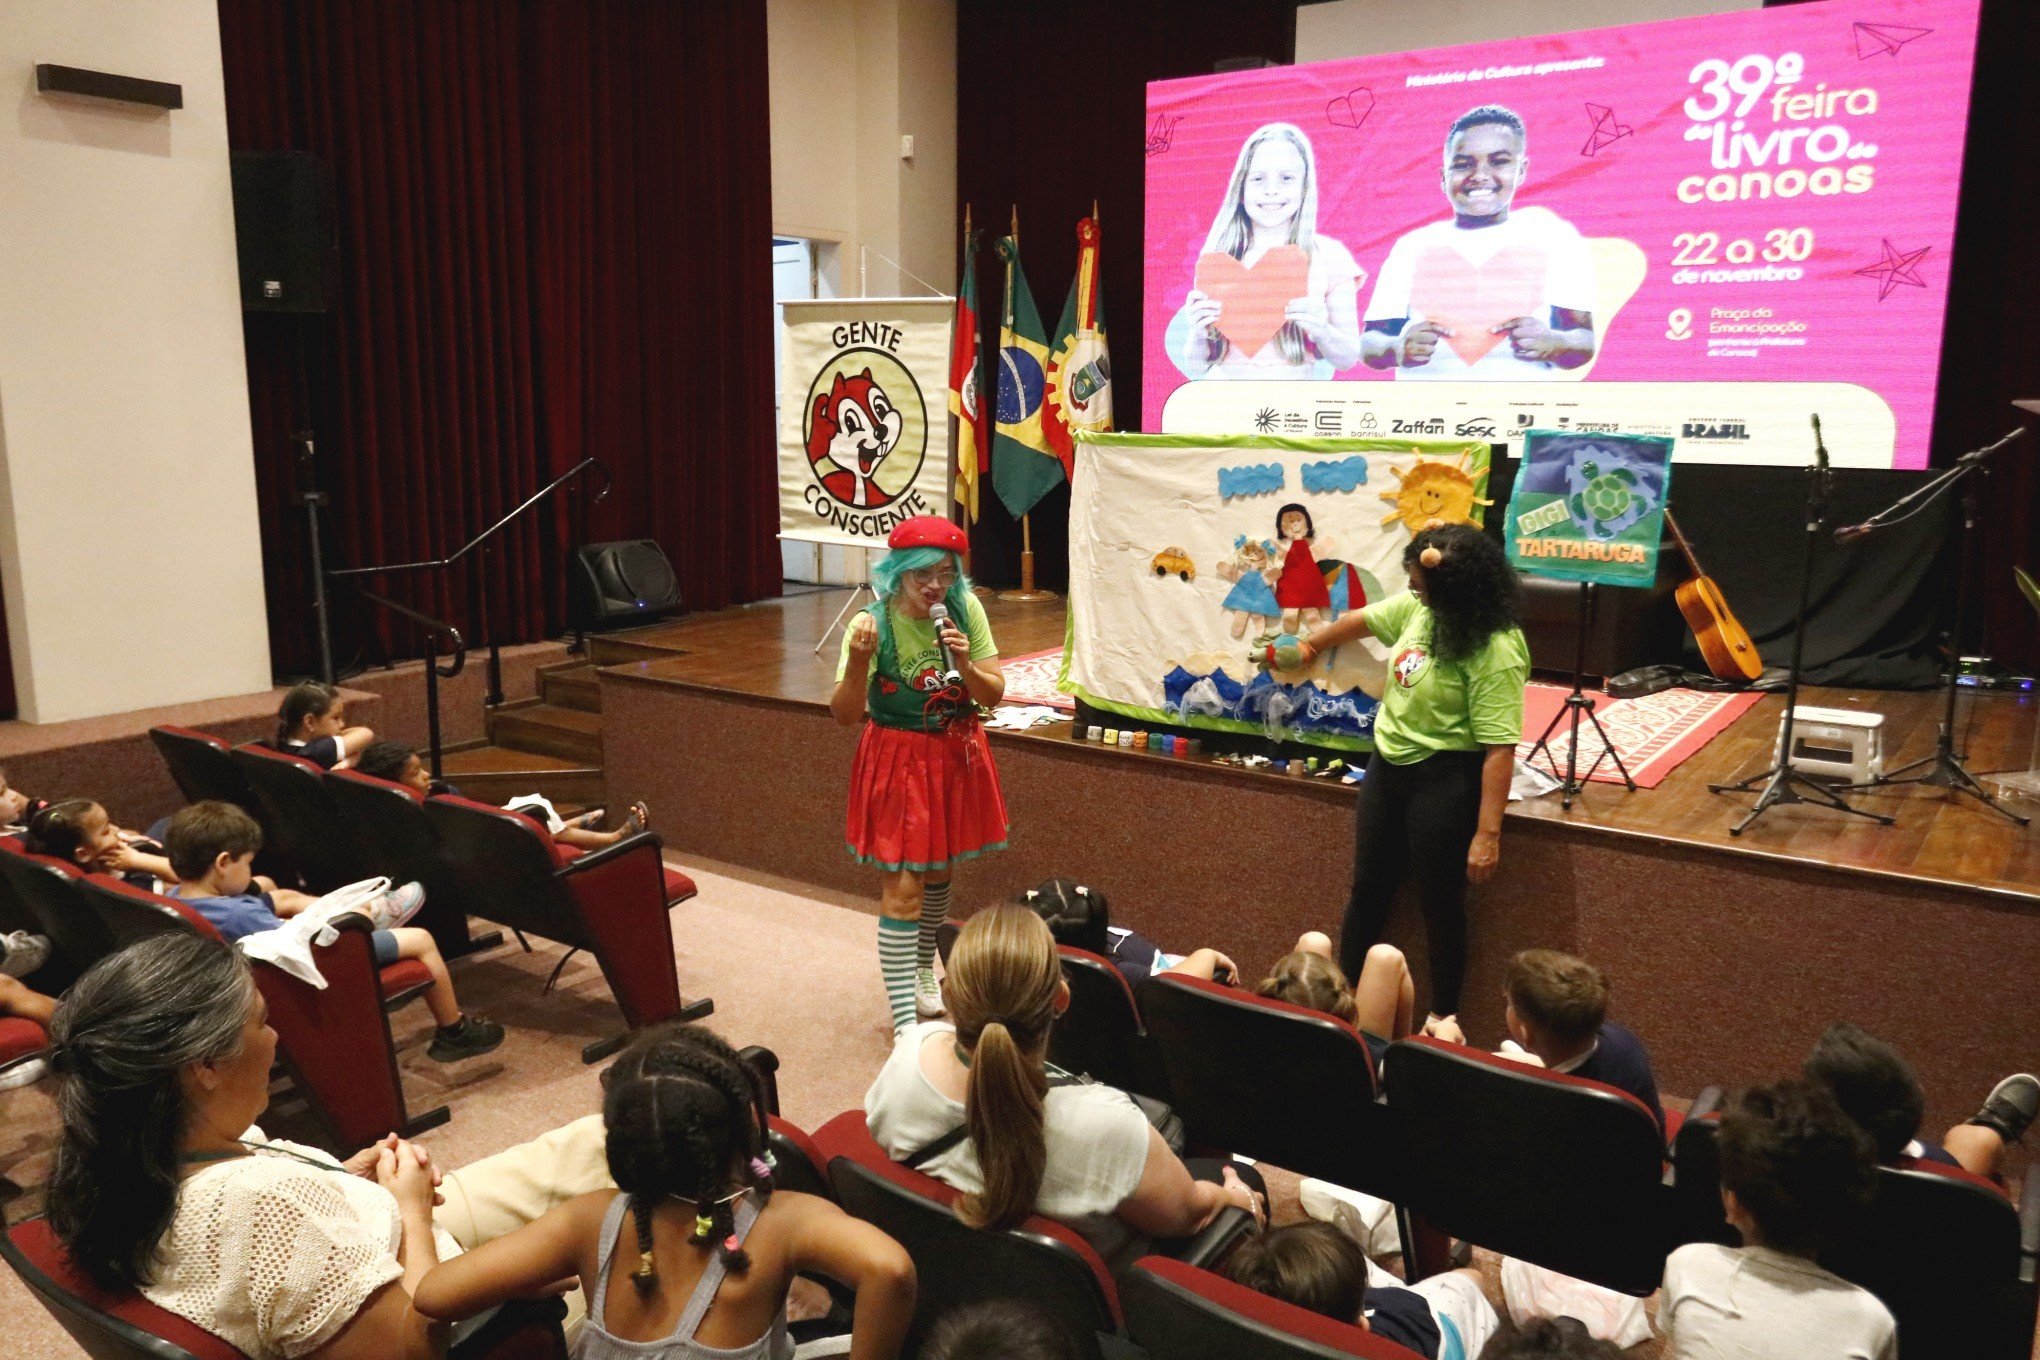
[622,801,650,835]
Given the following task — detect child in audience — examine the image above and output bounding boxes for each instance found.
[163,801,500,1062]
[0,766,48,830]
[1427,948,1664,1135]
[1227,1220,1498,1358]
[355,740,650,850]
[275,680,374,770]
[1802,1021,2036,1180]
[414,1021,915,1358]
[1475,1319,1625,1359]
[25,798,178,890]
[1658,1079,1893,1360]
[919,1300,1077,1360]
[1018,877,1237,986]
[1254,933,1417,1065]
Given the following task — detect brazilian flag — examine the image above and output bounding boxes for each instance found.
[991,234,1064,518]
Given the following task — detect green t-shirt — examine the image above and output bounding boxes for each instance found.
[836,592,998,731]
[1360,592,1529,765]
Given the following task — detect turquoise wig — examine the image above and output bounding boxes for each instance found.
[868,545,974,680]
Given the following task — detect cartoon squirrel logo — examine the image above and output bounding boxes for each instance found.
[1393,647,1428,688]
[808,369,903,509]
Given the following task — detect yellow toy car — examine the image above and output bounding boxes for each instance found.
[1151,547,1195,582]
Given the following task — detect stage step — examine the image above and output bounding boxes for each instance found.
[436,744,606,807]
[539,662,602,713]
[588,631,691,667]
[486,702,603,764]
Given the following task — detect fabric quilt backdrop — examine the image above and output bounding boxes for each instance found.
[779,298,955,548]
[1065,431,1491,751]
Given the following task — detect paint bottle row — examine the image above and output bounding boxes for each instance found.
[1069,723,1200,759]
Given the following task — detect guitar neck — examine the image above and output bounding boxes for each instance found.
[1663,509,1706,578]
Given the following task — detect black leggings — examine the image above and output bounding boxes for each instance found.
[1338,748,1485,1017]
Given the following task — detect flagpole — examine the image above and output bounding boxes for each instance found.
[998,205,1057,604]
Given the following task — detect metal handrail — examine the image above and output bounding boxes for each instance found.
[328,457,610,579]
[344,585,466,779]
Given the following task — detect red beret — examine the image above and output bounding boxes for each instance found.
[886,516,969,554]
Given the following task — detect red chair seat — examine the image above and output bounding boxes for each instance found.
[378,959,432,995]
[551,844,695,904]
[0,1017,48,1066]
[4,1217,247,1359]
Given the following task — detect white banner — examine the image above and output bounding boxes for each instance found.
[1162,379,1896,470]
[1067,431,1492,752]
[778,298,955,547]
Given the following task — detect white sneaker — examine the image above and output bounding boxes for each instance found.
[914,968,946,1021]
[0,931,50,979]
[367,882,427,931]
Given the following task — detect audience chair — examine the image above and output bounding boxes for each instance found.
[1,1216,569,1360]
[1671,1111,2040,1359]
[1122,1256,1428,1360]
[0,842,113,982]
[324,768,500,960]
[230,744,372,894]
[149,726,261,811]
[0,1015,50,1199]
[425,794,708,1062]
[72,873,448,1150]
[811,1110,1125,1359]
[1382,1036,1672,1295]
[1138,974,1401,1204]
[1051,945,1168,1101]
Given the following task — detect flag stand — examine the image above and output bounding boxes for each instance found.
[998,513,1057,602]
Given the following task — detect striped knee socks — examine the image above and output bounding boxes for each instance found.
[879,915,919,1033]
[918,881,952,976]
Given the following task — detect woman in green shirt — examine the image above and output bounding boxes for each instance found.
[1292,523,1528,1028]
[831,517,1009,1034]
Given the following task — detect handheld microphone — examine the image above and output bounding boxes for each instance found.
[928,603,963,683]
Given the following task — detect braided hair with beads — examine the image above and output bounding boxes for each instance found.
[599,1022,776,1291]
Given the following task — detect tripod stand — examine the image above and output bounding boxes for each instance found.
[1710,418,1893,836]
[1526,581,1636,810]
[1836,428,2031,826]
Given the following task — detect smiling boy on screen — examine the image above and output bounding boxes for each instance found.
[1362,105,1598,379]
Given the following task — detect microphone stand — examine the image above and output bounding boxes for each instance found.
[1709,417,1893,836]
[1833,428,2031,826]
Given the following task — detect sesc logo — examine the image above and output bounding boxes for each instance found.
[1454,417,1498,439]
[1682,421,1750,441]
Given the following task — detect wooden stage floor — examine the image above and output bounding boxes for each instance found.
[600,589,2040,906]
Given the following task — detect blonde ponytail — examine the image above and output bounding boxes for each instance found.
[947,905,1063,1230]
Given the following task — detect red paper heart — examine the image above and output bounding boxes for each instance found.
[1195,246,1310,360]
[1408,240,1548,367]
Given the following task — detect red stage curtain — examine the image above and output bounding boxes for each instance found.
[955,2,1297,591]
[218,0,778,676]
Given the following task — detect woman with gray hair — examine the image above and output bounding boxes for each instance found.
[45,933,615,1360]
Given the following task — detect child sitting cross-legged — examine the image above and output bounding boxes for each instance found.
[1659,1078,1893,1360]
[163,800,501,1062]
[1426,948,1664,1136]
[354,740,650,852]
[1227,1220,1498,1359]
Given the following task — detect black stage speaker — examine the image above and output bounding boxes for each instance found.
[230,151,340,313]
[573,540,683,629]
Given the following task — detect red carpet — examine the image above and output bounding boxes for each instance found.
[1008,649,1759,788]
[1517,682,1763,788]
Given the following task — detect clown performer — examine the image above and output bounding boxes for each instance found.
[831,516,1009,1032]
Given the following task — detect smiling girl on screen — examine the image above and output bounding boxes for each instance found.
[1169,122,1365,380]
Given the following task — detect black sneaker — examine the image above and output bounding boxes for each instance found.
[1968,1072,2039,1144]
[428,1015,505,1063]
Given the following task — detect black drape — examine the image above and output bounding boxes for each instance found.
[955,2,1298,591]
[219,0,779,677]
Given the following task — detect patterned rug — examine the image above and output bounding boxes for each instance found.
[1518,681,1764,789]
[1000,648,1075,712]
[1003,649,1761,787]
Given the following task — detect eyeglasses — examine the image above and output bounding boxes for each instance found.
[908,567,958,588]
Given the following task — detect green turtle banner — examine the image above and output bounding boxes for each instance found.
[1504,429,1674,589]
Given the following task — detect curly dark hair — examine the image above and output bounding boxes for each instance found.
[1405,522,1519,663]
[1718,1078,1876,1257]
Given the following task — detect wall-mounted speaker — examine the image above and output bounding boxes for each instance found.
[573,540,683,630]
[229,151,340,314]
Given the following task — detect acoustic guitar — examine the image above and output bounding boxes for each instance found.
[1664,510,1763,683]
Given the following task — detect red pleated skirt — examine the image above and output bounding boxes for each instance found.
[845,719,1009,872]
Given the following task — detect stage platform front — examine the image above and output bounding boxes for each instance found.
[601,590,2040,1147]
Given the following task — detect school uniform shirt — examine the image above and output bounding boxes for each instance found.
[1553,1021,1666,1137]
[169,889,281,942]
[1103,927,1169,988]
[283,736,343,770]
[1358,1284,1443,1357]
[1660,1243,1896,1360]
[1359,593,1529,765]
[1364,206,1595,380]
